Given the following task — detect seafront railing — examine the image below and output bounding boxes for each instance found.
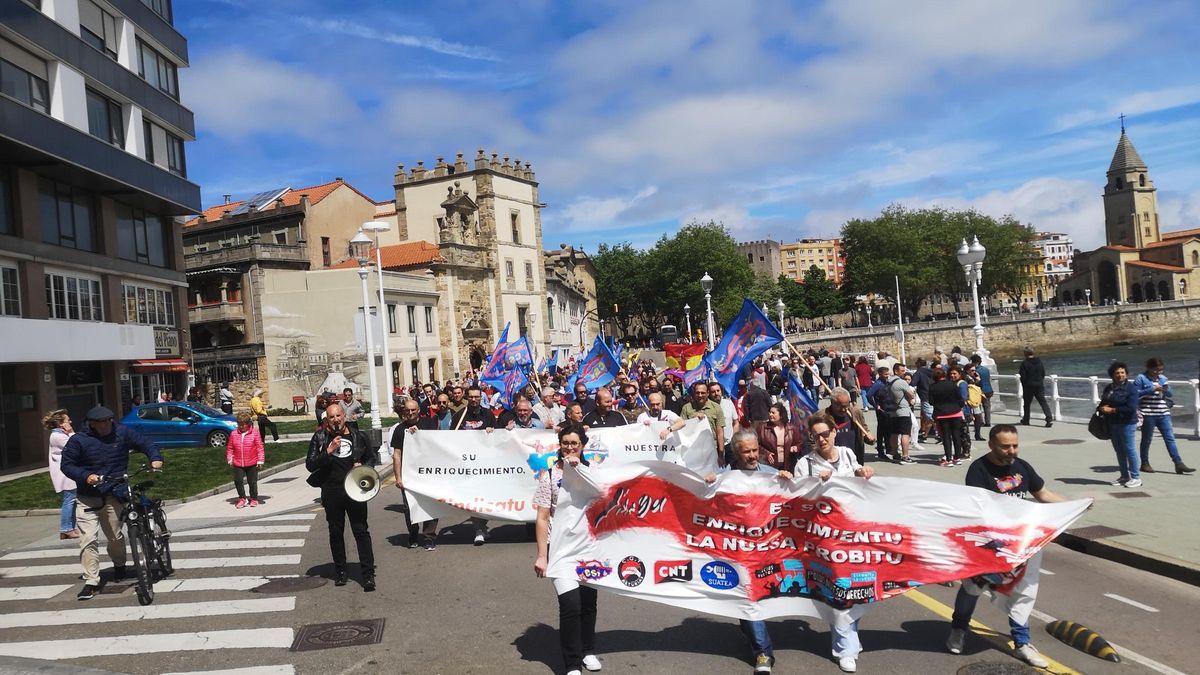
[991,373,1200,438]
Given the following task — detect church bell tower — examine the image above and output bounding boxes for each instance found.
[1103,122,1160,248]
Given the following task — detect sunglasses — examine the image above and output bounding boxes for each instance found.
[811,429,835,440]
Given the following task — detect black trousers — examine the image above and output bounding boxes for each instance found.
[320,485,374,575]
[402,492,438,545]
[1022,388,1052,423]
[257,415,279,441]
[558,584,598,671]
[232,465,259,499]
[938,417,965,460]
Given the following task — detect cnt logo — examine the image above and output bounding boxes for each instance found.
[700,561,740,590]
[575,559,613,582]
[654,559,692,583]
[618,556,645,587]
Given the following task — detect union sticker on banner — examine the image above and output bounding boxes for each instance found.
[545,461,1089,621]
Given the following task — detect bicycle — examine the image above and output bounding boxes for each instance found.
[96,465,173,605]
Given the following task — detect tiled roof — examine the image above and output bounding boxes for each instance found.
[330,241,443,271]
[1162,226,1200,240]
[1109,131,1147,172]
[1128,260,1188,273]
[184,179,378,228]
[1099,244,1138,251]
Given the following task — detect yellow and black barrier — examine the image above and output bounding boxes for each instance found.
[1046,619,1120,662]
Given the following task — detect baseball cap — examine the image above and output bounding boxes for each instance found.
[85,405,115,421]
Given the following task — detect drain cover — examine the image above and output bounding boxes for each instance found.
[253,577,327,593]
[1043,438,1085,445]
[1066,525,1131,539]
[266,477,298,483]
[292,618,385,652]
[1111,491,1151,499]
[957,662,1038,675]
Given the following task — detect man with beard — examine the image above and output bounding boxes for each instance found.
[582,389,627,429]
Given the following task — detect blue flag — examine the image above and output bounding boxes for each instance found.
[786,370,819,423]
[479,323,510,383]
[705,299,784,397]
[567,338,620,393]
[682,359,711,389]
[498,363,530,409]
[505,336,534,369]
[545,351,558,375]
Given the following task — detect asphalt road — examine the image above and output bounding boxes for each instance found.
[2,487,1196,675]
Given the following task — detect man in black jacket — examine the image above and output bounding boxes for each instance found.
[307,403,377,590]
[1017,347,1053,427]
[61,406,163,600]
[391,399,440,550]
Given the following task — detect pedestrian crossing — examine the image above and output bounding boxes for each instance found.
[0,511,321,672]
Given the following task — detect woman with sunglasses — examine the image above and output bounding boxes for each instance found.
[533,424,602,675]
[794,413,874,673]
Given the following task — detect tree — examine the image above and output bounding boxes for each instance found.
[776,274,808,320]
[592,243,645,336]
[644,221,754,336]
[840,205,1036,317]
[799,266,846,318]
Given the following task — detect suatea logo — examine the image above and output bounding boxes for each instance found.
[700,561,740,590]
[654,559,692,583]
[575,559,613,581]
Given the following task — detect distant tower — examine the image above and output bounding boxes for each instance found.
[1103,120,1160,248]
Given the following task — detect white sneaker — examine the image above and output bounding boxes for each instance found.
[1015,644,1048,668]
[1125,478,1143,488]
[838,656,857,673]
[473,532,485,546]
[566,671,582,675]
[946,628,965,654]
[1110,477,1127,487]
[582,654,602,671]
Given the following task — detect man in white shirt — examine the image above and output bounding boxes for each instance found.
[532,387,565,431]
[709,382,739,446]
[637,392,681,431]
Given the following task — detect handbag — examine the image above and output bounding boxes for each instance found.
[1088,407,1111,441]
[306,466,330,487]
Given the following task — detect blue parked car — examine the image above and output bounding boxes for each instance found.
[120,402,238,448]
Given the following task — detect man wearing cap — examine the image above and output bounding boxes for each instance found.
[60,406,163,601]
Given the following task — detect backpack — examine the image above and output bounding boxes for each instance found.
[875,378,900,414]
[966,384,983,408]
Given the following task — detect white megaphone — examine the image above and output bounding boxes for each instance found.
[344,466,381,502]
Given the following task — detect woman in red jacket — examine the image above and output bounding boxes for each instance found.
[756,403,802,471]
[227,412,265,508]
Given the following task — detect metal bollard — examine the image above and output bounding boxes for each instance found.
[1192,379,1200,440]
[1089,376,1100,405]
[1050,375,1062,421]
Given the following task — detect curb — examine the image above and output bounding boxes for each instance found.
[1055,532,1200,588]
[0,457,309,518]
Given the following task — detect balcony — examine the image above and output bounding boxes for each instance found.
[189,301,245,325]
[186,242,308,270]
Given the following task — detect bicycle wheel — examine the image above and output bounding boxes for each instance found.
[153,509,173,576]
[127,523,155,606]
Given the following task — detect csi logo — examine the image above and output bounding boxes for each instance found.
[654,560,692,583]
[575,559,613,582]
[700,561,740,590]
[618,556,645,587]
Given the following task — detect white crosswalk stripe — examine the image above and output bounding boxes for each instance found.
[1,539,305,561]
[0,513,320,671]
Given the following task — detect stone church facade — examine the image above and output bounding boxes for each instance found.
[1058,128,1200,305]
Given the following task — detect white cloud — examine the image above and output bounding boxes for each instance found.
[559,186,658,231]
[183,50,359,141]
[1052,84,1200,132]
[295,17,500,62]
[855,142,992,188]
[262,325,315,339]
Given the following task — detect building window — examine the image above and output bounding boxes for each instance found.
[122,284,175,327]
[321,237,331,267]
[410,359,419,384]
[115,203,167,266]
[406,305,416,333]
[137,39,178,99]
[424,306,433,334]
[0,41,50,113]
[386,303,396,334]
[428,357,437,381]
[547,297,555,330]
[79,1,119,59]
[510,212,520,244]
[85,89,124,147]
[45,272,103,321]
[1192,251,1199,267]
[524,261,533,281]
[505,259,514,278]
[140,0,172,22]
[273,230,287,244]
[746,253,752,263]
[39,178,95,252]
[0,265,19,316]
[1140,174,1146,187]
[142,120,186,176]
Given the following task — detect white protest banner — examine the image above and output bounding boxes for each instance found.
[546,461,1090,622]
[401,421,717,524]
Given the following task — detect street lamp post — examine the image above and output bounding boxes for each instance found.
[528,312,538,365]
[1180,279,1187,300]
[350,231,383,434]
[866,303,873,330]
[1085,288,1092,308]
[956,236,989,362]
[683,304,693,344]
[776,298,785,333]
[361,220,392,400]
[700,272,715,350]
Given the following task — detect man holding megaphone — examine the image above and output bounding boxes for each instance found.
[305,403,378,591]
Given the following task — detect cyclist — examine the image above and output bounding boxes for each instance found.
[61,406,163,601]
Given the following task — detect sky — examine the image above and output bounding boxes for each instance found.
[178,0,1200,254]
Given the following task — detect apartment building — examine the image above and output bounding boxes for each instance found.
[0,0,199,471]
[780,238,844,284]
